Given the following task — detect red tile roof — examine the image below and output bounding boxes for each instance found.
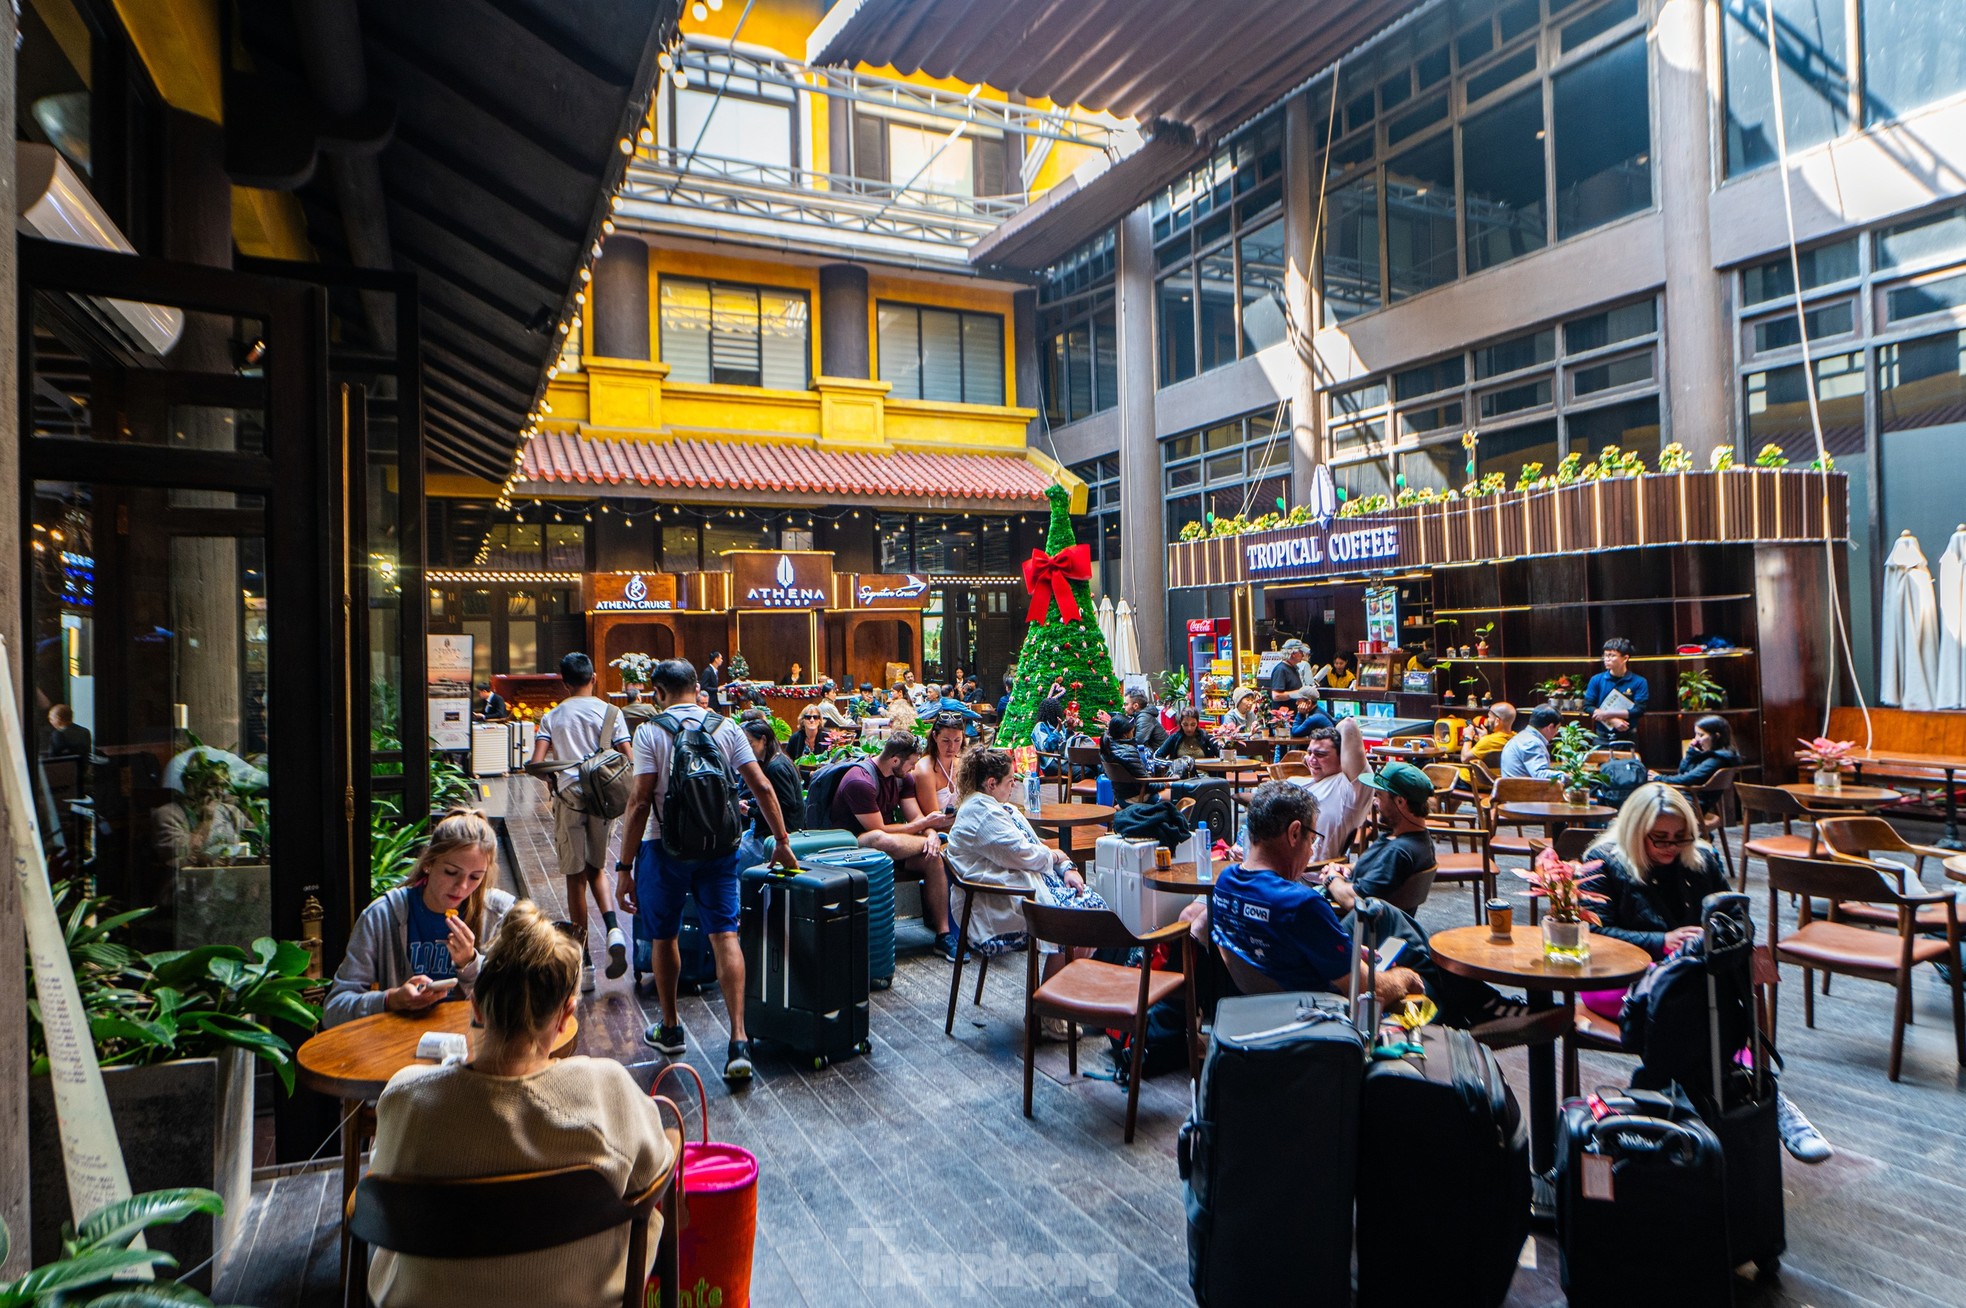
[521,430,1056,503]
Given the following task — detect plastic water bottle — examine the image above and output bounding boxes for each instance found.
[1024,770,1042,815]
[1195,822,1212,874]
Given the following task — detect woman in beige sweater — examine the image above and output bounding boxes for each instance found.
[367,901,675,1308]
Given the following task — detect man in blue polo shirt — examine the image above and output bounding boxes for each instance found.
[1211,781,1426,1004]
[1583,636,1649,745]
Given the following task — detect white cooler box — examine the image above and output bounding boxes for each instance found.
[471,723,511,776]
[1091,833,1206,936]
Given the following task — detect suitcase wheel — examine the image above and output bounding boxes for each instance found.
[857,1039,872,1055]
[1756,1259,1781,1282]
[813,1056,829,1070]
[872,977,892,991]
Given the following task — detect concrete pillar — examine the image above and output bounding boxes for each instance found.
[819,263,871,378]
[1655,0,1732,456]
[1285,95,1326,500]
[591,236,651,360]
[1013,287,1040,412]
[0,0,28,1273]
[1115,205,1168,671]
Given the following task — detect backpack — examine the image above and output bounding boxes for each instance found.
[572,704,632,819]
[1592,756,1648,809]
[650,711,743,860]
[1620,897,1755,1094]
[804,757,876,831]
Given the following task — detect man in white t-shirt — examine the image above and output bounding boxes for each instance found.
[1292,716,1370,862]
[528,652,632,993]
[614,658,794,1084]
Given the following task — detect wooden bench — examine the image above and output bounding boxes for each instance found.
[1822,707,1966,844]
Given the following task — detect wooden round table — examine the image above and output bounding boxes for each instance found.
[1498,801,1615,826]
[1141,859,1231,895]
[1431,925,1650,1192]
[1026,802,1116,871]
[1945,853,1966,885]
[1369,741,1443,760]
[1195,758,1267,778]
[1778,782,1901,808]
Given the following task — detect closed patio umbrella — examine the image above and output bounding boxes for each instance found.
[1097,594,1116,653]
[1111,599,1144,681]
[1881,530,1940,711]
[1938,525,1966,709]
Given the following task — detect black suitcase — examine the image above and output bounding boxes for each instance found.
[1180,991,1367,1307]
[740,863,871,1068]
[1357,1025,1530,1307]
[632,893,717,994]
[1555,1091,1733,1307]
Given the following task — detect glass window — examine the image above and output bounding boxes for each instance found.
[888,122,977,197]
[1204,421,1243,451]
[1323,176,1381,323]
[1238,219,1289,353]
[1741,238,1859,304]
[1880,328,1966,432]
[1475,419,1559,480]
[1458,22,1495,67]
[1723,0,1850,175]
[1568,395,1662,463]
[877,304,1004,404]
[1387,93,1449,145]
[1331,380,1389,418]
[1463,88,1548,273]
[1479,378,1555,418]
[1394,356,1466,400]
[670,87,794,168]
[1198,247,1240,372]
[1885,272,1966,324]
[1336,457,1395,503]
[1386,134,1459,299]
[1553,36,1652,238]
[1561,0,1639,52]
[660,523,699,571]
[1498,0,1540,40]
[1093,304,1118,408]
[1400,401,1465,436]
[1752,300,1855,351]
[876,513,912,571]
[1862,0,1966,125]
[1570,351,1654,396]
[1403,441,1466,491]
[1466,46,1538,104]
[659,278,810,389]
[1745,351,1867,459]
[1875,207,1966,270]
[1476,329,1556,379]
[1166,494,1203,542]
[1205,451,1242,482]
[1158,269,1197,383]
[1565,299,1657,352]
[1166,462,1202,490]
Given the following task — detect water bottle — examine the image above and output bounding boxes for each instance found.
[1024,770,1042,815]
[1195,821,1211,873]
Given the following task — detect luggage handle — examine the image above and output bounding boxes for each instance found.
[1699,891,1759,1103]
[1590,1113,1703,1163]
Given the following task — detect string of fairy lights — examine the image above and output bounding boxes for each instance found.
[469,500,1035,568]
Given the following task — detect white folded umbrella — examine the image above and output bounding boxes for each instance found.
[1881,530,1940,711]
[1937,525,1966,710]
[1111,599,1144,681]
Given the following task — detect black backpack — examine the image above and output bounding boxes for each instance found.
[804,757,876,831]
[650,711,743,860]
[1621,894,1756,1094]
[1593,756,1648,809]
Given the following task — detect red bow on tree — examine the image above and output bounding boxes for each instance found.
[1022,544,1093,623]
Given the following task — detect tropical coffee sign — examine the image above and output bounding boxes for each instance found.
[590,571,680,612]
[730,551,832,609]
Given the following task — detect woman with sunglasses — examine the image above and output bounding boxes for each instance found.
[787,706,829,761]
[913,711,971,821]
[1582,783,1833,1163]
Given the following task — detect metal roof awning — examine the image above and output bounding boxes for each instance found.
[967,128,1206,271]
[234,0,678,480]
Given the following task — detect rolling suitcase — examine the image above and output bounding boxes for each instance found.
[776,828,858,861]
[801,846,897,990]
[1180,991,1367,1306]
[1554,1087,1732,1307]
[1357,1024,1530,1307]
[632,895,718,994]
[740,863,871,1068]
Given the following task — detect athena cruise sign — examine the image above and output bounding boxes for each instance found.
[1245,523,1400,575]
[591,571,679,611]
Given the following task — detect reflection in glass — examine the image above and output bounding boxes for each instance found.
[1880,328,1966,432]
[1723,0,1849,175]
[1463,88,1548,273]
[1158,269,1197,383]
[1238,219,1288,353]
[1386,134,1458,299]
[1323,176,1381,323]
[1553,36,1652,238]
[1475,419,1559,481]
[1742,238,1858,303]
[1567,395,1662,464]
[1745,351,1866,458]
[1861,0,1966,125]
[1752,300,1853,352]
[1198,247,1239,372]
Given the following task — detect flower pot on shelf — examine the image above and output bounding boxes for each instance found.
[1476,640,1490,657]
[1814,767,1843,794]
[1543,918,1591,965]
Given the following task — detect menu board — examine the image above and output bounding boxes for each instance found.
[1364,584,1399,648]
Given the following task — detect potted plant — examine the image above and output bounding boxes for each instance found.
[1798,736,1855,793]
[1153,668,1192,711]
[26,882,320,1277]
[1519,847,1608,964]
[1548,722,1608,804]
[1678,668,1726,712]
[609,650,655,691]
[1474,621,1496,658]
[1,1187,230,1306]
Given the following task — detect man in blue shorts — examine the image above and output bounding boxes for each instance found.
[614,658,795,1083]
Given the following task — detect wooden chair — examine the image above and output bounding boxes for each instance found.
[1816,815,1964,941]
[1282,749,1307,765]
[1217,945,1283,995]
[1033,751,1070,803]
[345,1155,683,1308]
[1484,778,1563,910]
[1067,745,1103,802]
[1021,902,1197,1143]
[943,850,1037,1035]
[1426,815,1490,919]
[1765,856,1964,1082]
[1734,782,1831,887]
[1672,766,1741,885]
[1268,760,1310,781]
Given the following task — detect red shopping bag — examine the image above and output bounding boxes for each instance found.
[647,1064,759,1308]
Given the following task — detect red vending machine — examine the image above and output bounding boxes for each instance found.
[1186,618,1235,724]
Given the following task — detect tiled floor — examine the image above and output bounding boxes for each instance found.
[218,778,1966,1306]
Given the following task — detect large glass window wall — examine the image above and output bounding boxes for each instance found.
[1037,234,1119,426]
[1162,410,1294,541]
[1317,0,1651,324]
[1067,457,1123,597]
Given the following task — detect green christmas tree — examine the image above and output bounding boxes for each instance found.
[998,484,1125,746]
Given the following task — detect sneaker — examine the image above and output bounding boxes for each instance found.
[1476,994,1531,1024]
[605,927,629,979]
[581,960,596,994]
[643,1023,686,1055]
[1776,1092,1832,1164]
[934,932,962,963]
[723,1040,754,1083]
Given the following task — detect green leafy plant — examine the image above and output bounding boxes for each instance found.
[1152,668,1191,704]
[26,882,319,1095]
[1808,453,1835,472]
[770,714,793,742]
[1548,722,1609,796]
[1678,668,1726,711]
[1657,442,1693,473]
[0,1187,227,1307]
[1553,452,1584,485]
[1711,445,1737,471]
[370,807,428,898]
[1513,461,1546,491]
[1754,442,1787,468]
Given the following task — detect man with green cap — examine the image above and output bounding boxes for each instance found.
[1345,761,1438,904]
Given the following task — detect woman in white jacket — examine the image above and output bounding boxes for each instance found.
[945,747,1106,979]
